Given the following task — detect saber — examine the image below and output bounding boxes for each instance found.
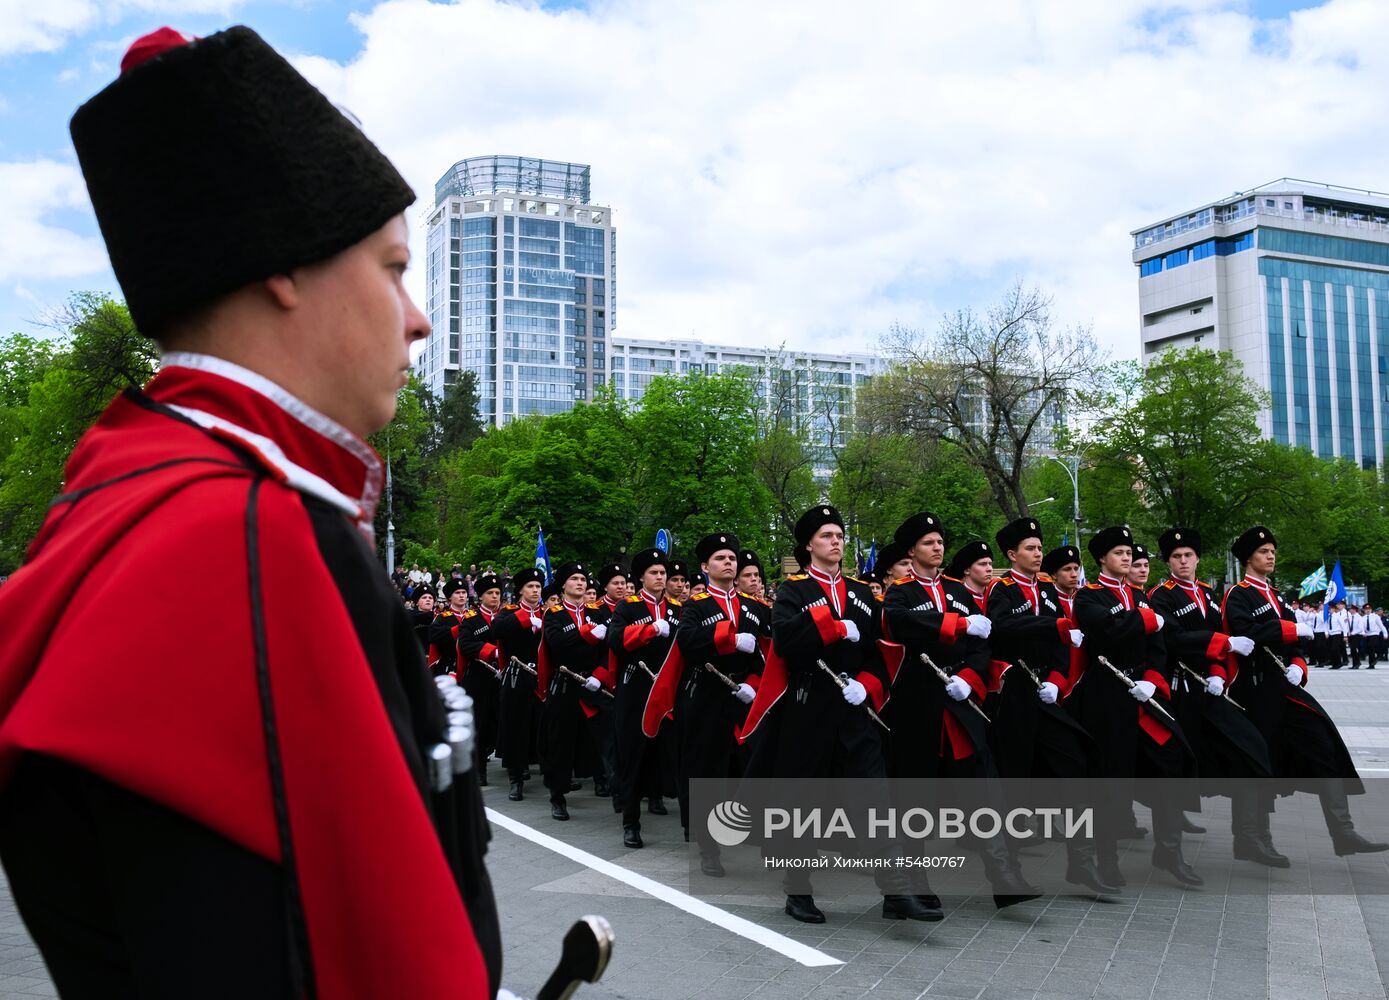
[1012,657,1044,689]
[509,656,539,677]
[701,661,741,692]
[558,664,614,699]
[816,659,890,731]
[635,659,659,682]
[472,658,503,680]
[1097,655,1180,728]
[536,914,614,1000]
[1177,661,1246,711]
[919,652,991,722]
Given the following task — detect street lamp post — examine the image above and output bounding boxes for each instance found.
[1050,455,1082,543]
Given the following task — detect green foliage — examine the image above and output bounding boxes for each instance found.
[368,374,441,558]
[438,368,484,454]
[0,295,157,572]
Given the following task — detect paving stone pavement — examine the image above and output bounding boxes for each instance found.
[4,668,1389,998]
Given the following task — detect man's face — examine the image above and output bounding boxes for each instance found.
[291,214,428,437]
[736,565,761,595]
[1101,545,1132,579]
[806,524,844,569]
[1127,559,1150,587]
[869,581,883,597]
[1248,543,1276,576]
[519,581,542,605]
[604,578,626,602]
[416,594,434,613]
[1053,563,1080,593]
[641,566,666,596]
[691,582,707,596]
[704,550,738,587]
[887,556,913,582]
[1167,547,1199,581]
[563,573,588,602]
[449,590,467,611]
[667,577,688,601]
[480,589,501,612]
[1010,538,1043,576]
[965,558,993,589]
[910,532,945,573]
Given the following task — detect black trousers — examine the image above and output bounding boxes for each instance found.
[0,754,293,1000]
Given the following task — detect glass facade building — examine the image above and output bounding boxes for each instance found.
[416,156,616,424]
[1133,180,1389,470]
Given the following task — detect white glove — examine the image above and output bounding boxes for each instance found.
[1206,675,1225,696]
[841,619,861,643]
[1152,613,1165,631]
[652,619,670,638]
[589,622,608,641]
[1296,623,1314,640]
[1069,629,1084,648]
[1038,681,1059,704]
[965,615,992,638]
[842,678,867,705]
[1129,679,1156,702]
[530,615,543,633]
[735,632,757,654]
[734,682,755,704]
[1286,665,1304,686]
[582,675,602,692]
[945,676,972,701]
[1229,635,1255,656]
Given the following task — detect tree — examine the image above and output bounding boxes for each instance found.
[437,369,484,454]
[367,375,441,561]
[876,281,1104,520]
[0,295,157,572]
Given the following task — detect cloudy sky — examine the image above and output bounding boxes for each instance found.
[0,0,1384,361]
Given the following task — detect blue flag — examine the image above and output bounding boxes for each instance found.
[862,542,878,576]
[1324,560,1345,621]
[1298,564,1328,599]
[535,526,552,585]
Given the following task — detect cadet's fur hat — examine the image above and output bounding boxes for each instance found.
[1158,527,1200,560]
[796,505,845,549]
[1088,525,1134,562]
[995,517,1042,557]
[596,562,626,588]
[473,574,501,597]
[511,568,544,590]
[696,533,741,564]
[628,548,668,580]
[70,26,414,336]
[1231,526,1276,564]
[947,540,992,579]
[1041,545,1081,576]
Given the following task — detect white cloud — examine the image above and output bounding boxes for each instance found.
[0,160,109,281]
[0,0,241,56]
[284,0,1389,361]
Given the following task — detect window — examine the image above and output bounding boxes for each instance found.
[1140,258,1162,277]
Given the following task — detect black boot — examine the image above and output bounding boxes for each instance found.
[623,824,643,848]
[700,851,725,877]
[648,796,668,815]
[1066,840,1122,894]
[784,895,825,923]
[979,834,1042,909]
[1151,807,1203,886]
[507,770,524,801]
[593,776,609,797]
[1322,779,1389,856]
[1180,813,1206,834]
[551,796,569,821]
[882,894,944,921]
[1232,794,1289,868]
[1096,840,1126,888]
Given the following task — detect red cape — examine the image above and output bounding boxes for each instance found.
[0,369,488,998]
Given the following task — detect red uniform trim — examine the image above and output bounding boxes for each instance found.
[1138,607,1159,633]
[1141,669,1171,700]
[855,671,886,712]
[1280,620,1300,645]
[712,620,739,655]
[939,611,961,644]
[808,603,843,646]
[623,622,656,651]
[956,666,986,702]
[1205,633,1230,662]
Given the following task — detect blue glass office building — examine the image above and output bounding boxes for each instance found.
[1134,180,1389,470]
[415,156,616,425]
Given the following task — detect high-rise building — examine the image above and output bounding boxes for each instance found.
[608,337,887,477]
[415,155,616,424]
[1133,179,1389,470]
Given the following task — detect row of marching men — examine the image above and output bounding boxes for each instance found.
[418,505,1387,929]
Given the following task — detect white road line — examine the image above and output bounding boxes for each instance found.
[485,807,843,968]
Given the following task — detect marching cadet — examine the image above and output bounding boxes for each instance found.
[985,518,1114,894]
[1071,525,1200,888]
[457,573,504,785]
[606,549,678,848]
[428,578,470,677]
[1126,542,1152,591]
[742,506,939,925]
[1042,544,1083,620]
[947,540,993,610]
[410,589,436,658]
[1222,527,1387,857]
[583,562,629,799]
[645,533,770,875]
[1149,529,1283,866]
[737,549,766,599]
[539,562,616,821]
[493,568,546,801]
[878,540,913,585]
[881,511,1040,911]
[666,560,691,603]
[1329,600,1349,669]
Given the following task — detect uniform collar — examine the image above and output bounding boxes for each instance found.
[1009,569,1037,586]
[152,352,382,541]
[807,564,842,586]
[1097,573,1126,589]
[706,582,737,600]
[639,589,663,605]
